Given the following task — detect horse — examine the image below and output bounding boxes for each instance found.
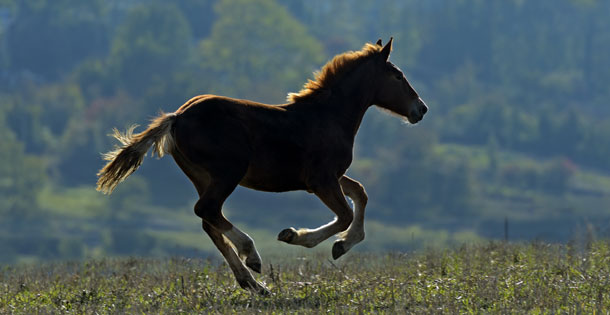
[96,38,427,295]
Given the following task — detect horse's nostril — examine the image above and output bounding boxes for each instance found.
[421,105,428,115]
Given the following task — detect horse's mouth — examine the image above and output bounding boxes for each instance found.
[407,115,424,124]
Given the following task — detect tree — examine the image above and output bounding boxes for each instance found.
[109,3,192,96]
[6,0,108,79]
[173,0,216,39]
[198,0,325,103]
[0,105,47,218]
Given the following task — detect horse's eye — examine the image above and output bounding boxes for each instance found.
[395,74,402,81]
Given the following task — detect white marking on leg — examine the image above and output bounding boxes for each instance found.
[225,227,252,258]
[224,227,262,271]
[295,219,342,247]
[338,176,368,252]
[202,222,267,294]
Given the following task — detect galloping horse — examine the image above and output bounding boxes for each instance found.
[97,38,427,294]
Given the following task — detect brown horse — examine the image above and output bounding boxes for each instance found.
[97,38,427,294]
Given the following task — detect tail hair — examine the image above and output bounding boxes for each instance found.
[96,112,177,194]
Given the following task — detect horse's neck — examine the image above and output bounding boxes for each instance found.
[334,95,371,138]
[289,64,376,139]
[333,69,375,137]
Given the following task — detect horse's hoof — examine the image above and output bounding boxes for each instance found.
[245,251,262,273]
[277,228,297,243]
[258,286,271,296]
[332,240,347,260]
[246,260,262,274]
[239,279,270,296]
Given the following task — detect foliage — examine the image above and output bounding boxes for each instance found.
[1,0,610,261]
[5,0,108,79]
[0,127,47,219]
[198,0,325,102]
[0,242,608,313]
[109,3,192,96]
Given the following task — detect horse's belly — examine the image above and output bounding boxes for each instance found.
[239,167,307,192]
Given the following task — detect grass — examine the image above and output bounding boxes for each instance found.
[1,241,609,314]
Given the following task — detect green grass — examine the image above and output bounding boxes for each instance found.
[1,241,609,313]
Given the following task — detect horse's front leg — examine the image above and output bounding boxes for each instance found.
[332,175,368,259]
[278,177,354,250]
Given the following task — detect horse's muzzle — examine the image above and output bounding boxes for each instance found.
[408,98,428,124]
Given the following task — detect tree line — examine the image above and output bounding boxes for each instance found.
[0,0,609,261]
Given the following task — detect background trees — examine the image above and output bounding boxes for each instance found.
[1,0,610,262]
[198,0,324,102]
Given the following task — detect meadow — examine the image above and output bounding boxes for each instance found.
[1,241,608,314]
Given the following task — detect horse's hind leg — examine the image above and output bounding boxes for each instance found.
[224,226,262,273]
[172,152,262,274]
[194,178,267,293]
[201,220,269,295]
[194,177,263,274]
[332,175,368,259]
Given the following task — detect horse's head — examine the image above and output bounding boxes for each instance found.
[372,38,428,124]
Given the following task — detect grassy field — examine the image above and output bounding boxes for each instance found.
[1,241,608,314]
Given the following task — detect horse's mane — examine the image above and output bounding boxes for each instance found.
[287,43,383,102]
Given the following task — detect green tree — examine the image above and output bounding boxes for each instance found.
[6,0,108,79]
[6,84,86,154]
[198,0,325,102]
[285,0,423,65]
[173,0,216,39]
[0,106,47,218]
[109,3,192,96]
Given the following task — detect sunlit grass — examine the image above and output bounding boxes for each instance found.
[1,241,608,313]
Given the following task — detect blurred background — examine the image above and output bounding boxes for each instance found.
[0,0,609,263]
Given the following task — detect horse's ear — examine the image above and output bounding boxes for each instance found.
[380,37,393,61]
[376,39,382,46]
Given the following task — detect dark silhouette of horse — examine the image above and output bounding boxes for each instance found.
[97,38,428,294]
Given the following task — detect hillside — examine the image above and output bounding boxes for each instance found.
[1,0,610,261]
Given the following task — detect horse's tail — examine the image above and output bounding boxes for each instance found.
[96,112,177,194]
